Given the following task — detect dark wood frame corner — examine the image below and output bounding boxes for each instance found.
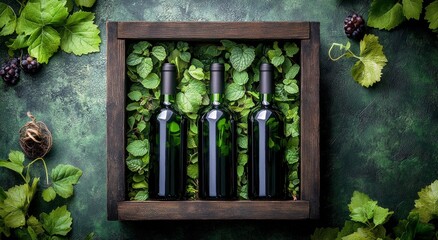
[106,22,320,221]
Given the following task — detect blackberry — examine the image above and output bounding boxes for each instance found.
[20,54,41,74]
[344,13,366,40]
[0,58,21,85]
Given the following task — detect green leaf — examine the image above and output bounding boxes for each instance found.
[176,91,202,113]
[7,34,30,51]
[221,39,238,51]
[0,3,16,36]
[237,165,244,177]
[126,140,149,157]
[271,55,285,67]
[225,83,245,101]
[187,163,198,179]
[284,81,299,94]
[310,227,339,240]
[188,65,204,80]
[351,34,388,88]
[425,1,438,30]
[134,190,148,200]
[126,158,145,172]
[16,0,68,34]
[151,46,166,61]
[40,205,72,236]
[368,0,404,30]
[342,228,375,240]
[42,187,56,202]
[373,206,393,226]
[127,53,142,66]
[0,160,24,175]
[137,57,153,78]
[238,154,248,165]
[413,180,438,223]
[338,221,362,238]
[27,26,61,64]
[50,164,83,199]
[233,70,249,85]
[285,64,300,79]
[141,73,160,89]
[348,191,372,213]
[237,136,248,149]
[0,184,33,228]
[402,0,423,20]
[60,11,101,55]
[284,42,299,57]
[9,151,25,165]
[4,210,26,229]
[27,216,45,235]
[128,91,142,101]
[230,46,255,72]
[74,0,97,8]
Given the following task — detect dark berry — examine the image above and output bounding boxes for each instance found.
[344,13,366,40]
[20,54,41,74]
[0,58,21,85]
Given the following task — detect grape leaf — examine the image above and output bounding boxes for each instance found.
[127,140,149,157]
[40,205,72,236]
[42,187,56,202]
[0,3,16,36]
[74,0,97,8]
[27,26,61,64]
[225,83,245,101]
[342,228,375,240]
[16,0,69,35]
[230,46,255,72]
[27,216,44,235]
[402,0,423,20]
[368,0,405,30]
[60,11,101,55]
[50,164,83,199]
[413,180,438,223]
[7,34,30,51]
[310,228,339,240]
[373,205,393,225]
[425,0,438,30]
[351,34,388,88]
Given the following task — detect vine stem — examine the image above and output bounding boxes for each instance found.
[328,43,360,61]
[26,157,49,185]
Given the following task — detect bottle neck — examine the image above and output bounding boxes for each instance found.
[260,93,273,106]
[162,94,175,106]
[211,93,223,106]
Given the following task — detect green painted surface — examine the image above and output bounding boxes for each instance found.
[0,0,437,239]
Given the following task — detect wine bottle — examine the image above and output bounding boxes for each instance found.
[248,63,287,200]
[149,63,187,200]
[198,63,237,200]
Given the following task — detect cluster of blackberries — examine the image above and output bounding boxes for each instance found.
[0,54,41,85]
[344,13,366,40]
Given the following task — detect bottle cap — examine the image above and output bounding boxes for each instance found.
[210,63,224,94]
[161,63,176,95]
[259,63,274,94]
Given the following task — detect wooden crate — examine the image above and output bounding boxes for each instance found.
[107,22,320,221]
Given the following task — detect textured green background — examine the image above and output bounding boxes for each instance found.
[1,0,437,239]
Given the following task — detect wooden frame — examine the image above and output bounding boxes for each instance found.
[107,22,320,221]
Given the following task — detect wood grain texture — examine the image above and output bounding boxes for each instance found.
[299,22,320,219]
[106,22,127,221]
[118,201,310,220]
[117,22,310,40]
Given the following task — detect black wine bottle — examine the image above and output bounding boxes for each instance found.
[149,63,187,200]
[248,63,287,200]
[198,63,237,200]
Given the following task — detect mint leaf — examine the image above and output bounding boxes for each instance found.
[176,90,202,113]
[137,57,153,78]
[225,83,245,101]
[368,0,404,30]
[284,42,299,57]
[127,53,142,66]
[127,140,149,157]
[42,187,56,202]
[187,163,198,179]
[60,11,101,56]
[402,0,423,20]
[128,91,142,101]
[413,180,438,223]
[141,73,160,89]
[285,64,300,79]
[237,136,248,149]
[40,205,72,236]
[188,65,204,80]
[271,55,285,67]
[233,70,249,85]
[126,158,145,172]
[230,46,255,72]
[134,191,148,200]
[50,164,83,199]
[16,0,69,35]
[27,26,61,64]
[0,3,16,36]
[237,165,244,177]
[151,46,166,61]
[238,153,248,165]
[351,34,388,88]
[74,0,97,7]
[425,1,438,30]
